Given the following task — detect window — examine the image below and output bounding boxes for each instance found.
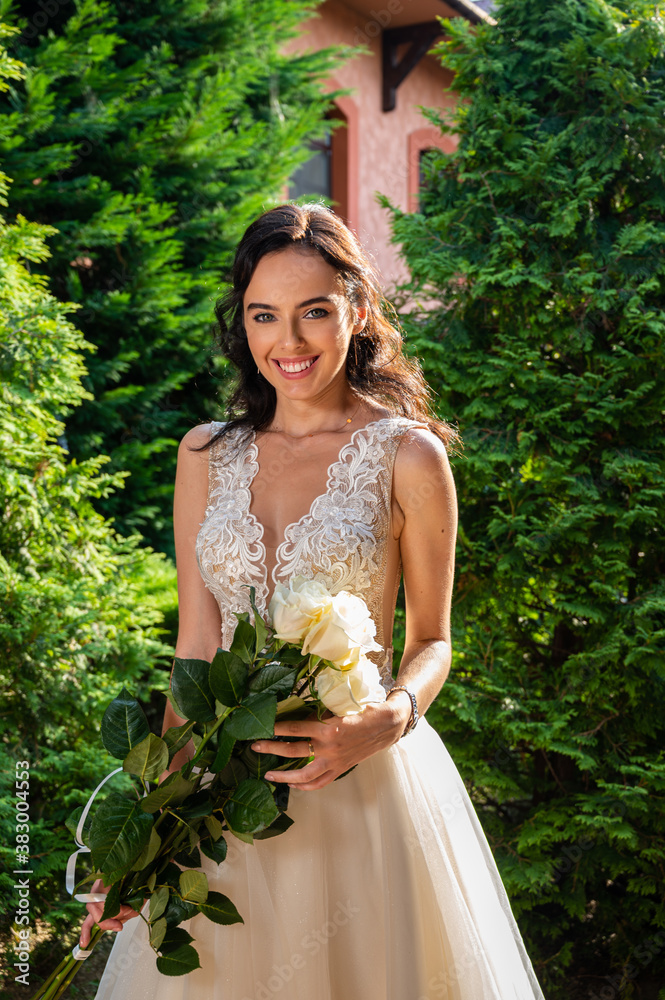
[287,105,352,225]
[288,133,332,201]
[408,129,456,214]
[418,147,438,213]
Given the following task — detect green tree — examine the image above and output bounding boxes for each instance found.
[0,0,344,552]
[385,1,665,996]
[0,24,174,955]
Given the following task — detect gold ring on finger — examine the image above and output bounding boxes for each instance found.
[307,740,314,759]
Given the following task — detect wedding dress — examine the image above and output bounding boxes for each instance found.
[94,416,544,1000]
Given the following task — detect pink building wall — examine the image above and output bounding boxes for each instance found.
[285,0,459,292]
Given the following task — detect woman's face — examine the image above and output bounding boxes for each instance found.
[242,247,365,404]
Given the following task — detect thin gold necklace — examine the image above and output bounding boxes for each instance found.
[270,400,362,439]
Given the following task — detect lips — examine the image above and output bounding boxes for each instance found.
[271,355,320,378]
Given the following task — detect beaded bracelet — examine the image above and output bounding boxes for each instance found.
[387,684,419,738]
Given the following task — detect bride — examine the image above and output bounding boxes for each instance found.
[80,202,544,999]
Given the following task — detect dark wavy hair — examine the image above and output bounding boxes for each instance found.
[200,202,459,450]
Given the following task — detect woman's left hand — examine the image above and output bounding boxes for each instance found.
[250,697,411,791]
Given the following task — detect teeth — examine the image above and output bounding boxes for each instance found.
[278,358,315,373]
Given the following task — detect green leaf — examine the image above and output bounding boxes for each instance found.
[253,812,295,840]
[180,792,213,819]
[162,927,194,949]
[209,648,248,706]
[89,792,153,883]
[140,773,196,814]
[171,658,216,723]
[198,891,244,926]
[238,744,282,779]
[229,828,254,844]
[179,870,208,904]
[211,727,236,772]
[249,663,297,698]
[131,825,162,871]
[150,917,167,951]
[126,894,147,912]
[231,619,257,664]
[200,835,228,865]
[163,721,197,762]
[100,882,121,922]
[275,647,310,665]
[275,694,308,719]
[156,945,201,976]
[157,862,186,891]
[172,844,201,868]
[224,692,277,741]
[244,585,270,656]
[101,687,150,760]
[156,928,201,976]
[149,885,170,922]
[215,756,250,788]
[204,815,225,842]
[123,733,169,782]
[163,896,199,928]
[223,778,280,834]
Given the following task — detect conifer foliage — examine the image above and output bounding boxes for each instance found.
[0,0,342,551]
[386,2,665,995]
[0,22,171,940]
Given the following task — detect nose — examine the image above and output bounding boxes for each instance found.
[279,318,306,350]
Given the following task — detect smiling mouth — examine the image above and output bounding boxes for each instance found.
[273,356,319,373]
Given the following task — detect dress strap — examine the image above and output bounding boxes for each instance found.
[203,420,225,521]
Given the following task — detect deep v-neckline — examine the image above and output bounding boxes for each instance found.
[246,418,389,589]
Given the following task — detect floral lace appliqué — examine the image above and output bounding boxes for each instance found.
[195,417,426,684]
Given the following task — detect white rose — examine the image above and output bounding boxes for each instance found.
[330,592,382,652]
[302,591,382,665]
[268,576,332,643]
[315,654,387,717]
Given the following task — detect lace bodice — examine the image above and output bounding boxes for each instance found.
[195,416,426,688]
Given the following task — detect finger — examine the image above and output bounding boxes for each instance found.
[272,720,326,739]
[98,918,124,932]
[87,904,112,925]
[264,762,323,783]
[80,915,93,948]
[288,770,337,791]
[251,739,311,758]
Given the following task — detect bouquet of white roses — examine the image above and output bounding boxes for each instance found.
[269,575,386,715]
[31,577,386,1000]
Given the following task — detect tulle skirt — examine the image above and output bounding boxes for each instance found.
[93,719,544,1000]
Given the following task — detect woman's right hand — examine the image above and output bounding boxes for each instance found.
[79,878,141,948]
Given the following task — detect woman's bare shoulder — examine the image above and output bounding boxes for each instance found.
[393,425,456,515]
[395,424,451,470]
[177,422,217,463]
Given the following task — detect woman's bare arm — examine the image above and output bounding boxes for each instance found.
[388,426,458,722]
[252,426,458,790]
[80,424,222,946]
[162,423,223,771]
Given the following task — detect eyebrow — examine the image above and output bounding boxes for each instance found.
[246,296,333,311]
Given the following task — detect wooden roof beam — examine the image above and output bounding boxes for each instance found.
[382,21,444,113]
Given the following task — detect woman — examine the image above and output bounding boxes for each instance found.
[81,202,544,999]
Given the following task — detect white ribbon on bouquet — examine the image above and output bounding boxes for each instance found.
[65,766,123,959]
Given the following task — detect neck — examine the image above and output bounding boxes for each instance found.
[270,389,362,439]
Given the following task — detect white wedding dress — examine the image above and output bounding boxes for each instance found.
[94,417,544,1000]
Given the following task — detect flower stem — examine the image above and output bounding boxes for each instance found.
[30,925,106,1000]
[294,660,326,698]
[182,710,230,779]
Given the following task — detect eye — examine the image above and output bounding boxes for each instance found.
[305,307,329,319]
[253,312,275,323]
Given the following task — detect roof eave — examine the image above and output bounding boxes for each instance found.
[442,0,497,26]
